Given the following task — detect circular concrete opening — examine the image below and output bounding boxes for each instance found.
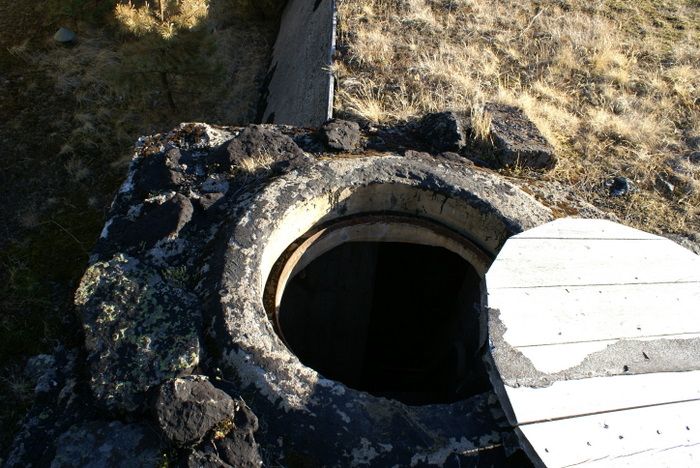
[264,214,493,405]
[213,157,553,465]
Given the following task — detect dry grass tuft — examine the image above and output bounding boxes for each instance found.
[335,0,700,236]
[238,148,275,174]
[114,0,209,39]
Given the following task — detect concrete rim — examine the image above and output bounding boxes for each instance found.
[263,213,495,348]
[211,155,553,412]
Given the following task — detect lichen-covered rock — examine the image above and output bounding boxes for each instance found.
[75,253,201,413]
[50,420,162,468]
[154,375,236,447]
[134,151,185,196]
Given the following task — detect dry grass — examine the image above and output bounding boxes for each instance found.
[114,0,209,39]
[238,150,276,174]
[335,0,700,236]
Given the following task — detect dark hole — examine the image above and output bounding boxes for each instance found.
[278,241,490,405]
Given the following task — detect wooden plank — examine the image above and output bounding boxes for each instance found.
[568,443,700,467]
[515,339,618,374]
[488,283,700,347]
[514,218,664,241]
[486,219,700,466]
[518,399,700,467]
[512,332,700,375]
[503,371,700,425]
[487,238,700,289]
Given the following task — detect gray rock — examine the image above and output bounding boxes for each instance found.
[486,103,556,169]
[4,347,97,468]
[53,27,75,43]
[135,153,184,195]
[50,420,161,468]
[214,402,262,468]
[107,193,194,251]
[437,151,475,166]
[24,353,55,383]
[605,176,635,197]
[417,110,470,152]
[173,395,263,467]
[140,193,193,241]
[196,192,225,212]
[75,253,201,413]
[154,375,235,447]
[207,125,308,173]
[656,173,679,197]
[320,119,361,151]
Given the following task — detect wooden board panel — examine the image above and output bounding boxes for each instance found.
[504,371,700,425]
[519,399,700,467]
[513,333,700,374]
[514,218,664,241]
[568,444,700,467]
[488,283,700,347]
[485,219,700,466]
[487,238,700,289]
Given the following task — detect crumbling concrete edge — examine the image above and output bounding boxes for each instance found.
[203,156,555,466]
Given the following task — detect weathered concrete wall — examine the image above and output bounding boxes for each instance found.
[7,121,560,467]
[257,0,336,127]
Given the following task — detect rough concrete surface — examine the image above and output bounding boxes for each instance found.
[7,121,563,467]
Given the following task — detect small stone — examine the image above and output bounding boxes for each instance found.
[197,192,225,212]
[486,103,556,169]
[214,403,262,468]
[605,177,634,197]
[656,174,676,197]
[320,119,361,152]
[611,98,628,115]
[417,111,470,153]
[154,375,235,447]
[207,125,308,173]
[24,354,55,382]
[53,27,76,43]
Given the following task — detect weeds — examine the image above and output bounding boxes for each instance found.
[238,147,276,175]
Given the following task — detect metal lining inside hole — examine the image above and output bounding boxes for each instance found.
[264,214,494,405]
